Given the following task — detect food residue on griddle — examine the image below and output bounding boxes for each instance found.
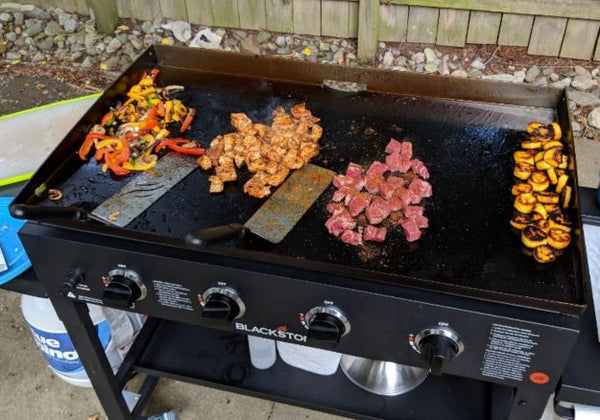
[510,121,572,263]
[77,68,204,177]
[198,103,322,199]
[325,138,432,246]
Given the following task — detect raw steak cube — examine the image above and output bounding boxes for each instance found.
[332,188,347,202]
[327,202,346,215]
[365,174,383,194]
[378,180,397,200]
[411,159,430,179]
[409,178,433,199]
[400,142,413,160]
[404,205,424,218]
[415,215,429,228]
[348,192,372,217]
[385,138,402,154]
[341,229,363,246]
[346,162,363,179]
[365,198,391,225]
[401,219,422,242]
[385,153,404,172]
[387,176,404,188]
[387,196,404,212]
[394,187,413,206]
[366,161,388,177]
[364,225,387,242]
[325,211,356,237]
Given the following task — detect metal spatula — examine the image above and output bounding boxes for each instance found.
[186,164,335,246]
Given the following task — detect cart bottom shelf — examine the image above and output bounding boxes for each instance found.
[132,320,513,420]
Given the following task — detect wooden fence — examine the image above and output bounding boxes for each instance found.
[13,0,600,62]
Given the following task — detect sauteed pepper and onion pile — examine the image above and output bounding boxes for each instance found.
[78,68,203,176]
[510,121,573,263]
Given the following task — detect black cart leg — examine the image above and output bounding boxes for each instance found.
[507,388,553,420]
[49,295,132,420]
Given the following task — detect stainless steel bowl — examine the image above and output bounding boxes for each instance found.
[340,354,429,396]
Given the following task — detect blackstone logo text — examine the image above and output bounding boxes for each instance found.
[235,323,307,342]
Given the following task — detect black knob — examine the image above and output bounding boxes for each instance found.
[418,334,460,375]
[202,293,240,322]
[102,271,144,308]
[307,313,346,343]
[62,268,84,296]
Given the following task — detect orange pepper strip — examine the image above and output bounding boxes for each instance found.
[180,108,196,133]
[155,139,205,156]
[78,133,118,160]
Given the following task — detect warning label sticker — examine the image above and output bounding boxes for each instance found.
[481,323,539,382]
[152,280,193,311]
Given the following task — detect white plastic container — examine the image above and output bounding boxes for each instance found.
[277,341,341,375]
[247,336,277,369]
[21,295,143,387]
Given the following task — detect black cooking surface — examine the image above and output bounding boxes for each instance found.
[42,68,578,306]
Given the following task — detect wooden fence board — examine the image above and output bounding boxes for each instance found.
[211,0,239,28]
[266,0,293,32]
[239,0,267,30]
[186,0,213,25]
[386,0,600,21]
[348,1,358,37]
[406,6,438,43]
[115,0,133,18]
[467,11,501,44]
[436,8,469,47]
[321,0,350,37]
[378,4,408,42]
[595,35,600,61]
[358,0,378,63]
[41,0,63,8]
[85,0,117,33]
[159,0,188,20]
[293,0,320,35]
[528,16,567,56]
[560,19,600,60]
[129,0,160,20]
[74,0,88,14]
[498,13,533,46]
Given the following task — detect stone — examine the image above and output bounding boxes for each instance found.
[341,39,348,48]
[128,35,142,50]
[0,12,11,22]
[256,31,270,43]
[451,69,468,78]
[116,33,128,44]
[532,77,547,87]
[6,51,20,60]
[571,121,582,133]
[105,37,121,54]
[44,20,62,36]
[412,52,425,64]
[588,107,600,128]
[240,34,260,55]
[424,62,438,73]
[24,21,43,37]
[423,47,437,64]
[13,11,22,25]
[319,42,330,52]
[62,16,78,33]
[275,35,286,47]
[575,65,592,78]
[81,56,95,67]
[19,5,49,20]
[266,42,277,51]
[378,41,386,49]
[382,51,394,68]
[525,65,540,83]
[394,56,407,67]
[330,44,338,53]
[5,31,16,42]
[468,69,482,79]
[189,28,222,49]
[39,37,53,51]
[0,2,20,12]
[276,47,290,55]
[568,90,600,107]
[542,67,554,76]
[161,21,191,43]
[32,51,45,62]
[551,77,572,89]
[440,55,450,75]
[415,64,424,73]
[549,73,560,82]
[231,29,246,40]
[141,21,154,34]
[471,59,486,70]
[572,74,597,91]
[513,70,526,83]
[482,73,522,83]
[333,49,345,64]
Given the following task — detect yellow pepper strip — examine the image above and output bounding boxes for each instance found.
[122,155,158,171]
[165,101,173,123]
[174,101,187,116]
[95,139,123,150]
[155,128,170,140]
[138,88,156,96]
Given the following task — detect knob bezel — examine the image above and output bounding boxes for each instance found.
[107,268,147,300]
[304,306,351,337]
[413,327,464,355]
[201,286,246,320]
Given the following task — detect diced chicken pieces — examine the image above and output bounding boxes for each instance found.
[346,162,364,179]
[208,176,224,193]
[215,166,237,182]
[243,177,271,199]
[231,113,253,132]
[364,225,387,242]
[341,229,363,246]
[385,138,402,154]
[401,219,421,242]
[365,198,391,225]
[197,155,212,170]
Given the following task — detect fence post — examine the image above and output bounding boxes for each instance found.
[358,0,379,64]
[86,0,118,34]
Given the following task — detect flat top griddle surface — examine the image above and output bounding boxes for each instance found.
[45,67,579,308]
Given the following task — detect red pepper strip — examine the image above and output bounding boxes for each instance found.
[180,108,196,133]
[114,138,131,164]
[149,68,160,81]
[156,102,166,117]
[143,105,158,121]
[155,139,205,156]
[105,152,130,176]
[94,148,111,162]
[101,111,115,126]
[78,133,118,160]
[138,119,158,131]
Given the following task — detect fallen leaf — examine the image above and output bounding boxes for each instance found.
[302,47,312,56]
[99,63,108,71]
[36,83,46,90]
[116,25,130,31]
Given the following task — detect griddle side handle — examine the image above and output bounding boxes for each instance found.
[9,204,86,221]
[185,223,248,247]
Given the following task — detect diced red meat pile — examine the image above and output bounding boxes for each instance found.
[325,138,432,246]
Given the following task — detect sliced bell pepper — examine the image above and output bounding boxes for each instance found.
[155,139,205,156]
[105,151,130,176]
[95,147,111,162]
[122,154,158,171]
[101,111,116,127]
[180,108,196,133]
[78,133,118,160]
[95,138,123,150]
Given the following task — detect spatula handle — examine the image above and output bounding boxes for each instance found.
[10,204,86,221]
[185,223,249,247]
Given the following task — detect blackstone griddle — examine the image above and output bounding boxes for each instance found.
[9,46,591,420]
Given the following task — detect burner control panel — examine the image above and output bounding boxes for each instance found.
[409,326,464,375]
[101,268,146,309]
[303,305,351,343]
[199,286,246,322]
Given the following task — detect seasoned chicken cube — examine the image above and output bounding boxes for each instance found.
[209,176,224,193]
[218,155,234,168]
[265,160,279,175]
[310,124,323,141]
[247,158,266,173]
[244,176,271,199]
[291,103,309,119]
[234,155,245,168]
[254,123,269,137]
[215,165,237,182]
[231,113,252,132]
[300,142,319,161]
[197,155,212,170]
[266,168,290,186]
